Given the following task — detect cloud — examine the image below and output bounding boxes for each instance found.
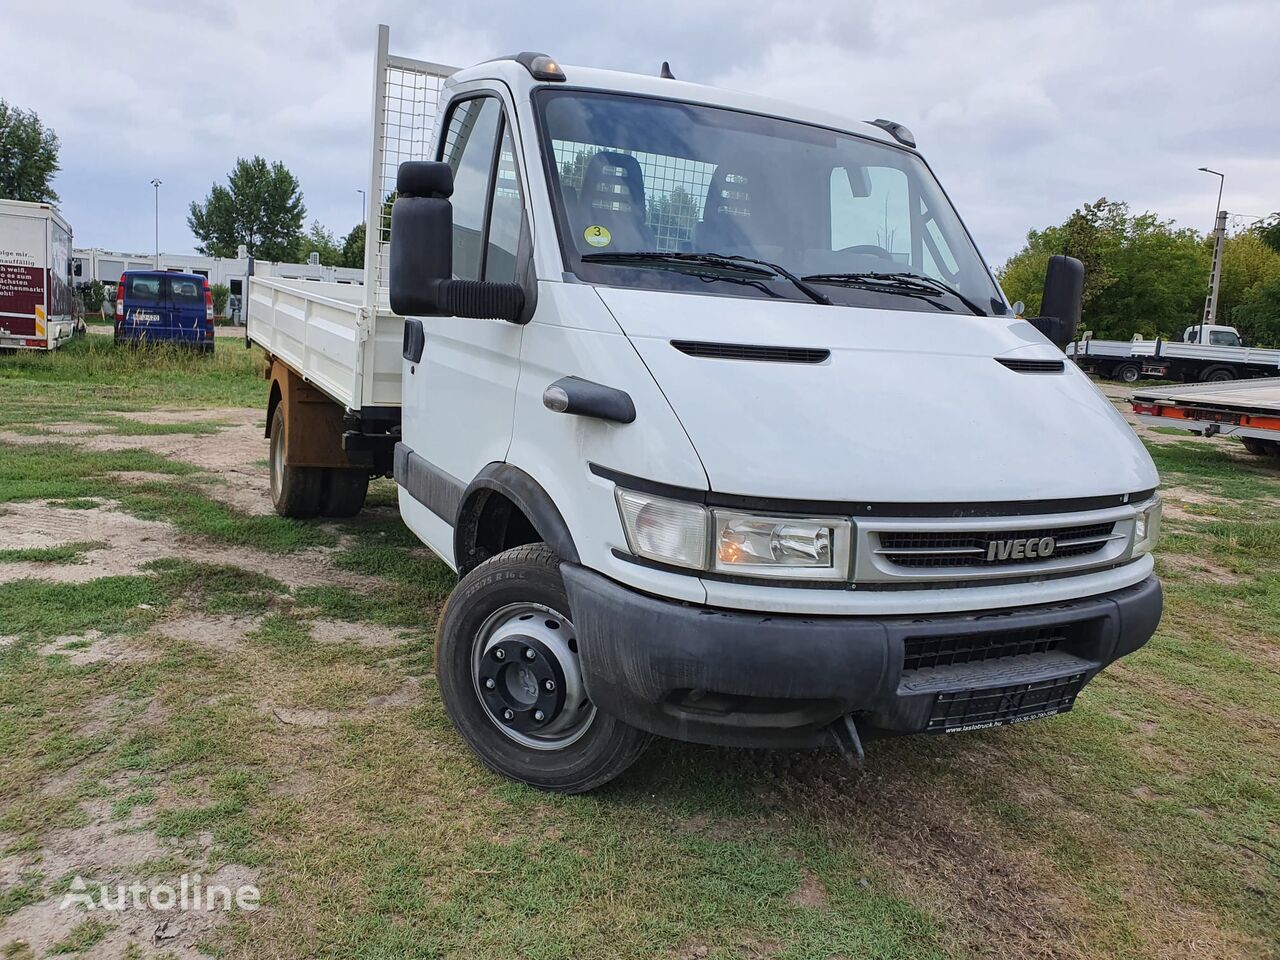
[3,0,1275,263]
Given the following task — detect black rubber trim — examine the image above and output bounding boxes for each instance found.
[588,463,1156,519]
[671,340,830,364]
[394,443,465,523]
[995,357,1065,373]
[455,462,580,571]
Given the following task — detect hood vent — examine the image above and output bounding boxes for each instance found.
[672,340,830,364]
[996,357,1065,373]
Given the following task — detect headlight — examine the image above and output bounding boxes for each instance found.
[615,489,708,569]
[1133,497,1162,556]
[713,510,850,580]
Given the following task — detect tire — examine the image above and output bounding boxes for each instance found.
[321,468,369,517]
[1241,437,1270,457]
[268,404,323,518]
[1115,364,1141,384]
[436,544,651,793]
[1201,366,1235,382]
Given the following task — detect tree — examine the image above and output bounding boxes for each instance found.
[0,99,60,203]
[187,156,306,262]
[340,223,365,269]
[1257,214,1280,256]
[1216,232,1280,323]
[1232,276,1280,346]
[209,283,230,318]
[998,198,1207,339]
[297,220,342,266]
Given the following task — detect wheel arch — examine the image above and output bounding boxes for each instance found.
[265,379,283,438]
[454,463,579,576]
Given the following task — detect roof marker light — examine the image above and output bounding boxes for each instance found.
[869,118,916,148]
[513,52,566,81]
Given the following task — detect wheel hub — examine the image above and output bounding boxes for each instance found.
[473,604,594,749]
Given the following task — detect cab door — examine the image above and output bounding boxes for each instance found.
[401,89,529,496]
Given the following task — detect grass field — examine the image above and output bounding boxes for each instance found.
[0,338,1277,959]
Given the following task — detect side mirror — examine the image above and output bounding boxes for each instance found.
[389,161,526,322]
[1027,255,1083,350]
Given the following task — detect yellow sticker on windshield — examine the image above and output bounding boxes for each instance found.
[584,225,612,248]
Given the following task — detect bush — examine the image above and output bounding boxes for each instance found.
[210,283,230,318]
[77,279,105,314]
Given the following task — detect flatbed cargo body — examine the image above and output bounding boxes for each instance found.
[1069,336,1280,383]
[1132,378,1280,453]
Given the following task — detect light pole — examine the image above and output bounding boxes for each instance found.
[149,178,163,268]
[1197,167,1225,342]
[357,188,367,226]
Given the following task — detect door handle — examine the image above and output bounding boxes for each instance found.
[402,318,425,362]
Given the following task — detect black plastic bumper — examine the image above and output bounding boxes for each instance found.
[562,567,1162,749]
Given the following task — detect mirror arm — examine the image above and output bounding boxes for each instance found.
[437,279,525,321]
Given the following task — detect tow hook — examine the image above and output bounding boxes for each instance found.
[828,714,865,768]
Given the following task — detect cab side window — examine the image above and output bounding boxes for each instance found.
[439,95,526,283]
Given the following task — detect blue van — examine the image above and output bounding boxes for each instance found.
[114,271,214,352]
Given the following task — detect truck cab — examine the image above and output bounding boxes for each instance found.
[1183,323,1241,346]
[381,52,1163,791]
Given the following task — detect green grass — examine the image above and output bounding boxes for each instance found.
[0,541,105,565]
[0,335,265,429]
[49,918,111,954]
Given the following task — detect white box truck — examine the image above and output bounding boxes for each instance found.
[248,27,1164,792]
[0,198,76,351]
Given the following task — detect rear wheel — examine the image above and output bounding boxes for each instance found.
[268,404,323,518]
[321,469,369,517]
[436,544,651,793]
[1201,366,1235,382]
[1114,364,1141,384]
[1241,437,1270,456]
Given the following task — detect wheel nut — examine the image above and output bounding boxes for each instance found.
[484,678,496,690]
[544,679,555,691]
[494,649,506,661]
[502,708,514,721]
[523,647,536,661]
[533,710,545,722]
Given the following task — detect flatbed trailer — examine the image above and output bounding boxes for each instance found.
[1131,378,1280,459]
[1069,337,1280,384]
[245,37,455,517]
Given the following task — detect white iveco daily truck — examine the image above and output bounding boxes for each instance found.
[248,27,1163,792]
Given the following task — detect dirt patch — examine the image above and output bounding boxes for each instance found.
[1159,551,1244,585]
[40,631,152,667]
[267,706,334,727]
[0,499,383,592]
[309,618,409,649]
[365,676,421,709]
[149,613,260,656]
[786,870,828,909]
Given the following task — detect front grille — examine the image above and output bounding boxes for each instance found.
[927,673,1086,733]
[903,625,1065,671]
[671,340,830,364]
[878,521,1116,568]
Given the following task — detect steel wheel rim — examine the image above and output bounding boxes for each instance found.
[269,423,283,501]
[472,602,596,751]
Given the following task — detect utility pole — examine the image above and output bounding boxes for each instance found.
[1197,167,1225,343]
[150,178,163,268]
[357,189,367,226]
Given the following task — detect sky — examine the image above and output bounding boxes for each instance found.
[2,0,1276,267]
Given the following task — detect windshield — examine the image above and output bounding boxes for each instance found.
[536,89,1004,315]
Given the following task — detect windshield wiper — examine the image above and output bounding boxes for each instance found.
[801,271,987,316]
[583,251,831,305]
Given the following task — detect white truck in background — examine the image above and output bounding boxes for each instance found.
[248,26,1163,792]
[0,198,76,351]
[1068,324,1280,384]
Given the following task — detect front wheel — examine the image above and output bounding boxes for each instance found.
[435,544,651,793]
[1201,366,1236,382]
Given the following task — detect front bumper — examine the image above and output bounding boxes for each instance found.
[563,566,1162,749]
